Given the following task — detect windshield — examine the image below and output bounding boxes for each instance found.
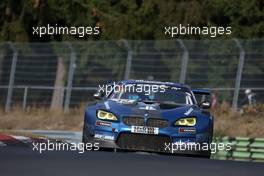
[109,84,194,105]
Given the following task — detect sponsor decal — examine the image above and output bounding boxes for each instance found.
[184,107,193,116]
[178,127,196,133]
[104,101,110,110]
[139,105,157,110]
[94,134,115,140]
[96,120,112,127]
[131,126,159,135]
[138,102,158,110]
[111,98,136,104]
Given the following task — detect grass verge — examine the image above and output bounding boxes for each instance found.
[0,103,263,138]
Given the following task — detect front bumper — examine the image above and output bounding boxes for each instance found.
[85,121,212,155]
[91,136,211,156]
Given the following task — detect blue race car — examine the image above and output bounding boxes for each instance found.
[82,80,214,157]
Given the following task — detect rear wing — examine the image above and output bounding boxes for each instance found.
[191,89,211,95]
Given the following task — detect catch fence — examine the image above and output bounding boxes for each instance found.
[0,39,263,111]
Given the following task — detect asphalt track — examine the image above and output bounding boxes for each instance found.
[0,146,263,176]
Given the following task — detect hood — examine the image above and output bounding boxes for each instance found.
[97,99,201,120]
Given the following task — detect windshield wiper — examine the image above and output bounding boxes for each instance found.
[159,101,184,106]
[138,100,158,104]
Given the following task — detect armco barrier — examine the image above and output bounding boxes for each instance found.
[213,136,264,162]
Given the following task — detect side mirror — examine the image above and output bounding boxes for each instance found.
[200,101,211,109]
[93,92,105,100]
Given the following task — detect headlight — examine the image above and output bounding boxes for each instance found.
[97,110,117,121]
[175,117,196,126]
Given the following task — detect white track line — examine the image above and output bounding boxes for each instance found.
[11,135,32,143]
[0,141,7,147]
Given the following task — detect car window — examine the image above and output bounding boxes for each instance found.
[109,84,194,105]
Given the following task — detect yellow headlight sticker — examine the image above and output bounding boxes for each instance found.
[97,110,117,121]
[98,111,107,119]
[177,119,186,125]
[186,118,196,126]
[175,117,196,126]
[107,113,115,120]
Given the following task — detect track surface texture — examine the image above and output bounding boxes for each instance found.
[0,146,263,176]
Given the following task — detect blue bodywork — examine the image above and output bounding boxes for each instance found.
[83,80,213,156]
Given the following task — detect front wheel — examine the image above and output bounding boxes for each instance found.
[82,123,93,144]
[201,151,211,158]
